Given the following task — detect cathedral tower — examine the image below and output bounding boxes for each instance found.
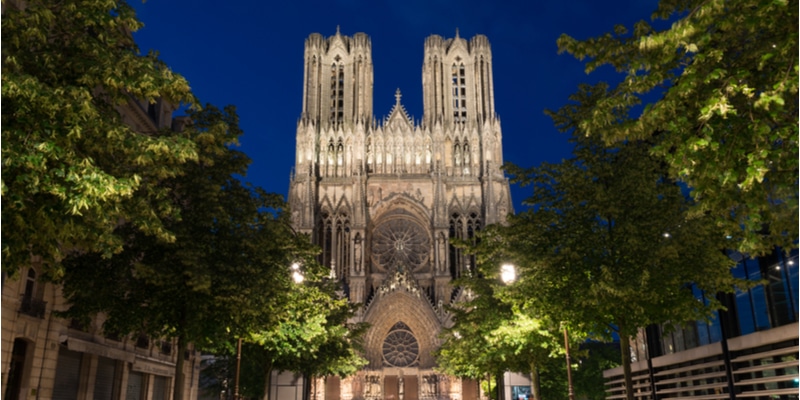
[288,30,512,400]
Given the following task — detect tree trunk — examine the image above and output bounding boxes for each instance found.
[261,360,273,400]
[172,335,186,400]
[496,372,504,400]
[303,373,312,400]
[620,334,634,400]
[529,362,541,400]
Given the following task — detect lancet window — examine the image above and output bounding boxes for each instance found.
[449,211,481,279]
[330,60,344,123]
[479,56,487,117]
[451,63,467,123]
[316,210,351,282]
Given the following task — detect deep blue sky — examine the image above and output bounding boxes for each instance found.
[132,1,659,209]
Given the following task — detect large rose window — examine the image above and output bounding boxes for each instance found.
[371,218,430,272]
[382,322,419,367]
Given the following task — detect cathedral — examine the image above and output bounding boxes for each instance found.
[286,29,513,400]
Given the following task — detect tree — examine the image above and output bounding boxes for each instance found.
[59,105,314,400]
[556,0,798,254]
[2,0,200,277]
[499,85,743,400]
[572,341,620,400]
[486,310,574,400]
[201,277,367,400]
[435,275,510,399]
[458,228,586,400]
[249,276,368,400]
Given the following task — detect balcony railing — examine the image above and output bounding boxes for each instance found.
[19,296,46,318]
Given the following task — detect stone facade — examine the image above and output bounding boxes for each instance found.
[1,100,200,400]
[287,29,512,400]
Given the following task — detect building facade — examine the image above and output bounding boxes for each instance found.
[604,248,799,399]
[286,29,513,400]
[1,99,200,400]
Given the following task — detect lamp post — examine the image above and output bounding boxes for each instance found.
[499,264,515,400]
[563,327,575,400]
[234,338,242,400]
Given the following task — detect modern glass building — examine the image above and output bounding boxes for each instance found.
[604,248,799,399]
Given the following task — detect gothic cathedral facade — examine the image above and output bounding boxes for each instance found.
[287,29,512,400]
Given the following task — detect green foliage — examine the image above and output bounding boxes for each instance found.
[57,104,319,399]
[517,85,743,341]
[497,86,746,397]
[435,275,508,380]
[443,227,589,400]
[2,0,199,277]
[251,276,368,379]
[572,342,621,400]
[556,0,798,254]
[201,278,367,400]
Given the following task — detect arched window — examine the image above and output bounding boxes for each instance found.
[330,60,345,123]
[382,322,419,367]
[317,211,334,269]
[452,63,467,123]
[316,210,351,283]
[335,215,351,282]
[449,212,482,279]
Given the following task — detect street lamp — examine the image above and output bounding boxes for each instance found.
[291,262,304,284]
[500,263,516,284]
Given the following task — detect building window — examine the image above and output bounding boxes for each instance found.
[316,211,351,282]
[19,268,45,318]
[451,63,466,123]
[449,211,481,279]
[330,61,344,123]
[135,333,149,349]
[382,322,419,367]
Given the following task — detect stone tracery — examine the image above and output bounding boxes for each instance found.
[371,217,430,272]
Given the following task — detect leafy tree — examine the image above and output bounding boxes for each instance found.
[435,275,509,395]
[250,277,368,400]
[556,0,798,254]
[59,105,314,400]
[499,85,743,400]
[201,277,367,400]
[2,0,199,277]
[572,341,621,400]
[486,310,573,400]
[436,264,579,400]
[457,229,586,400]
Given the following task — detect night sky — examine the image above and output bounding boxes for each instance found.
[132,1,660,210]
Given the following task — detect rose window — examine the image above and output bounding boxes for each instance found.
[371,218,430,271]
[382,322,419,367]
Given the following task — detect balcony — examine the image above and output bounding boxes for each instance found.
[18,296,46,318]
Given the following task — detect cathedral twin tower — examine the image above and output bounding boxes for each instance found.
[288,28,511,398]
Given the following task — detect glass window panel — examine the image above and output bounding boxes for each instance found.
[751,285,771,331]
[708,311,722,343]
[736,288,756,335]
